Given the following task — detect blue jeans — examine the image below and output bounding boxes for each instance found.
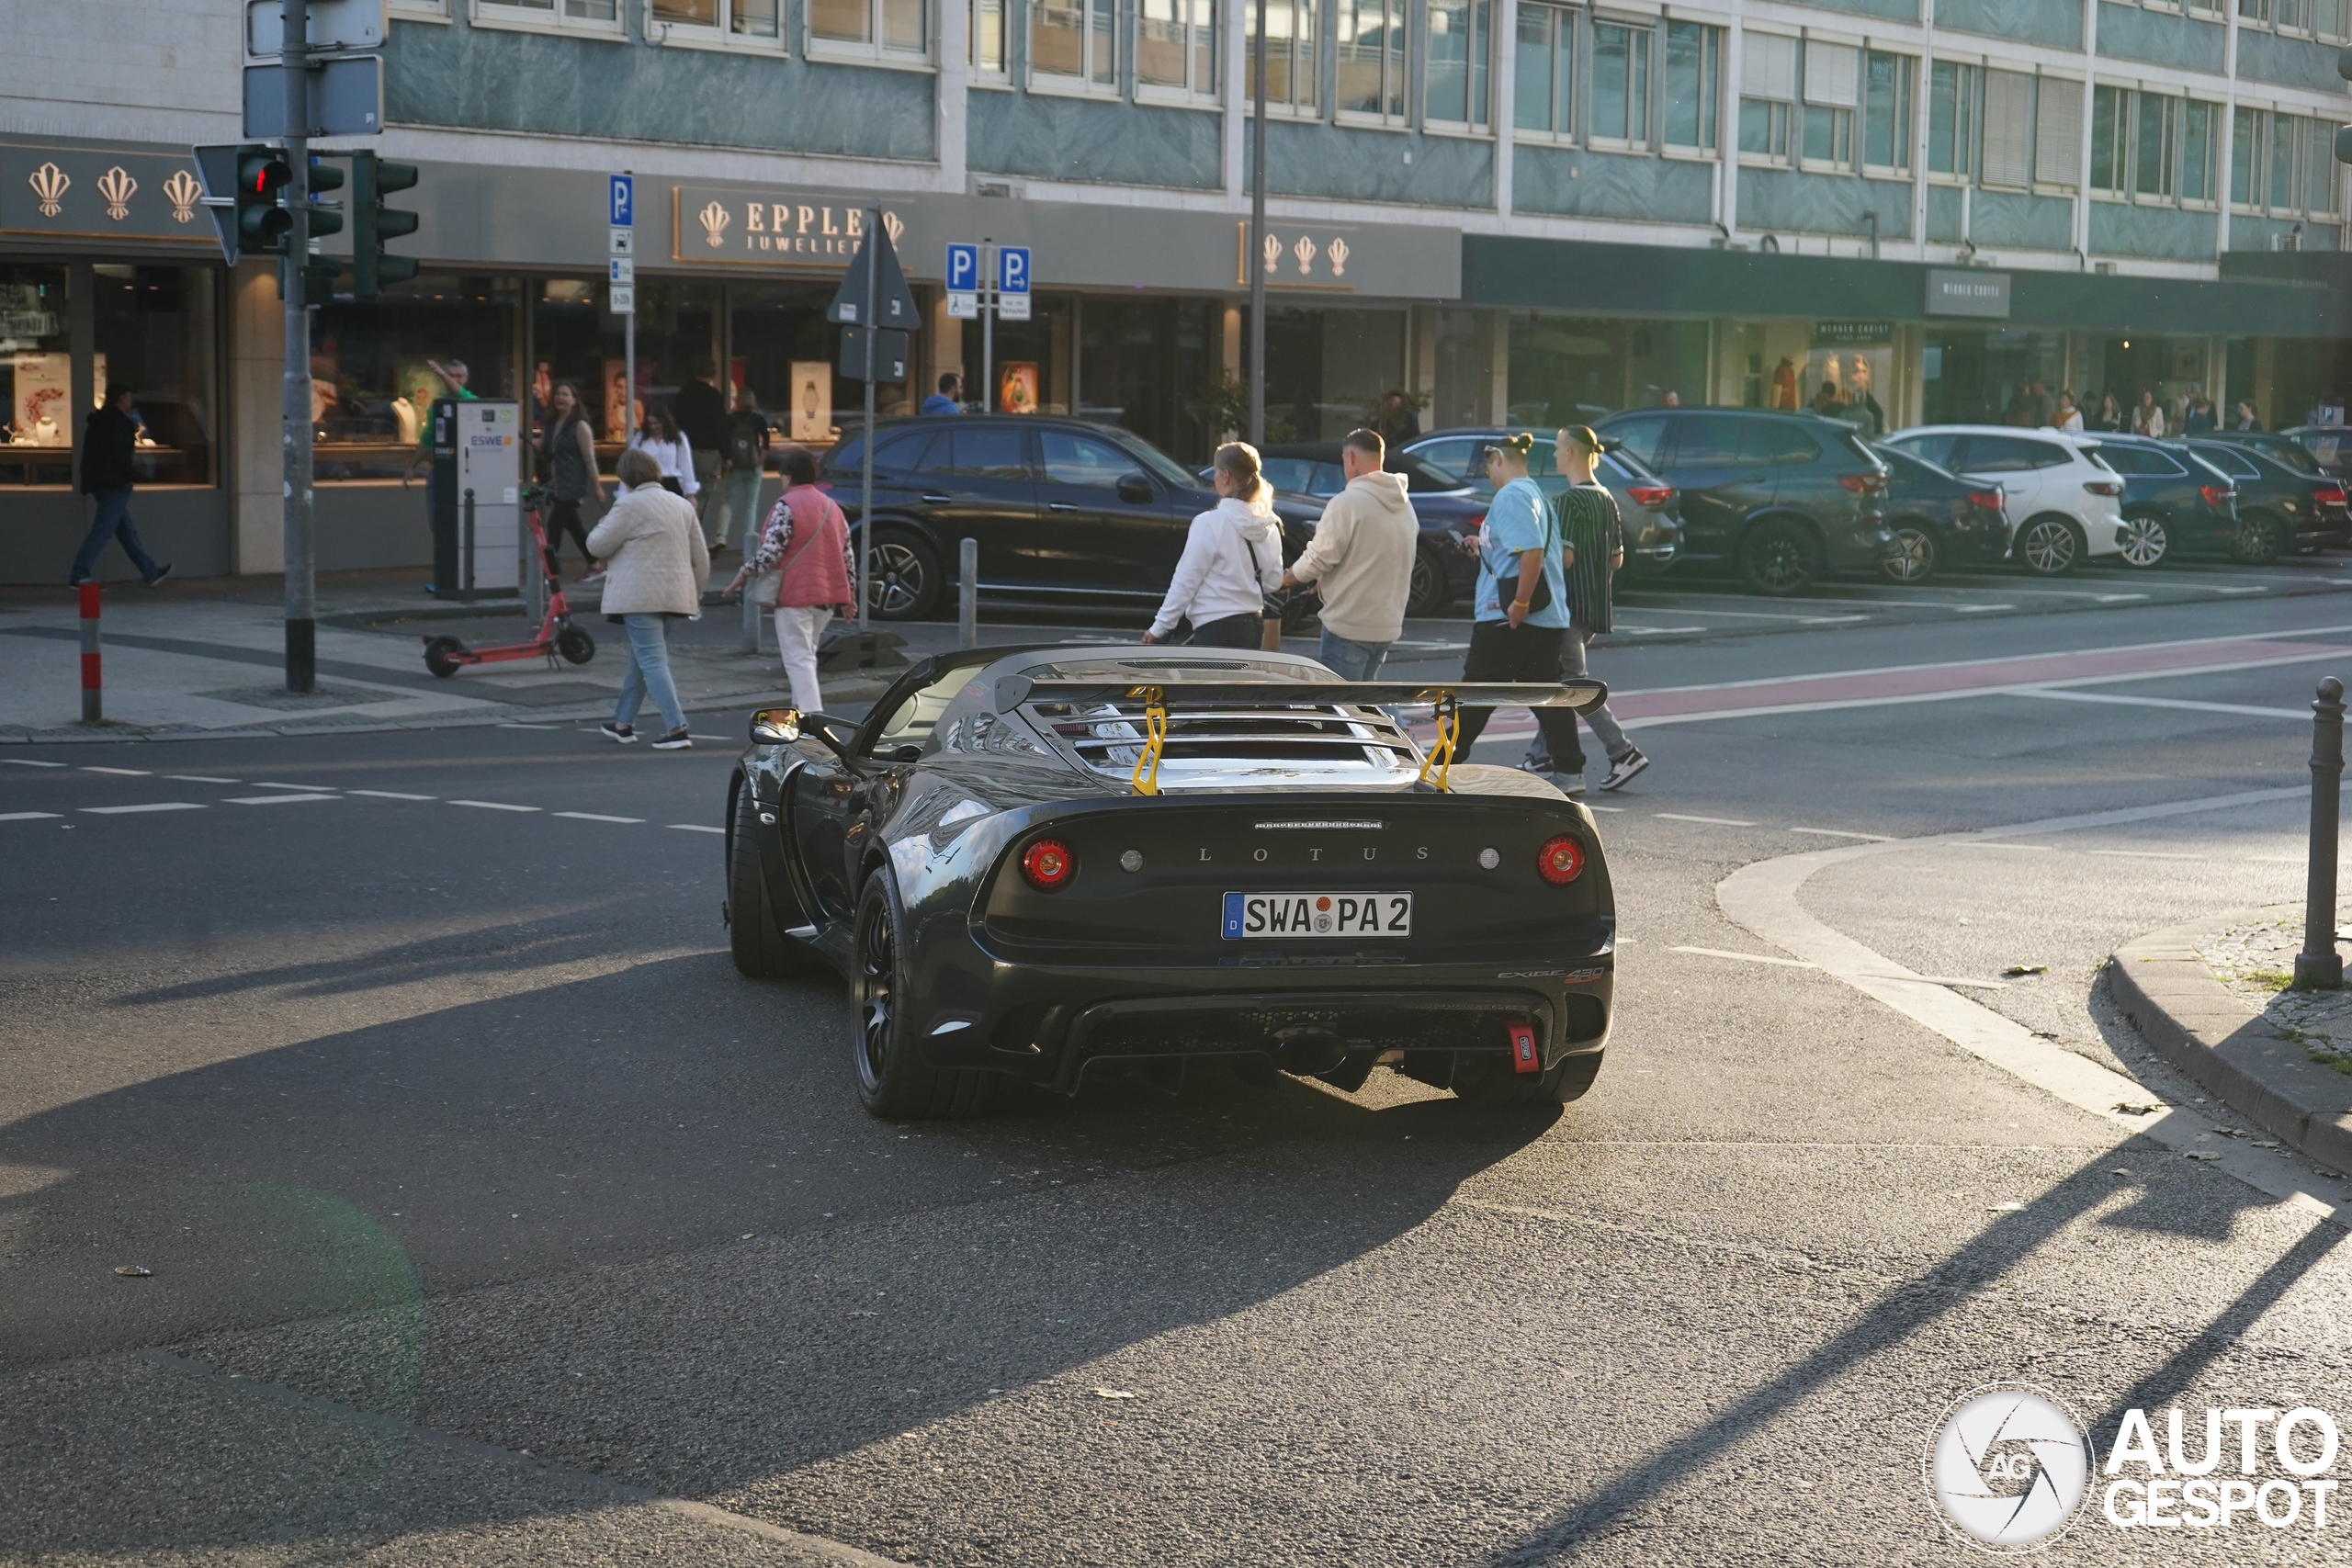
[614,614,686,734]
[70,489,161,583]
[1317,627,1390,682]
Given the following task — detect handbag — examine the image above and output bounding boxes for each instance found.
[1489,485,1556,615]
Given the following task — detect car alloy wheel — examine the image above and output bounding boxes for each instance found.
[854,888,896,1093]
[1405,547,1445,616]
[865,538,930,618]
[2117,514,2169,569]
[1883,525,1937,584]
[1739,519,1820,595]
[2233,511,2282,565]
[2017,516,2079,575]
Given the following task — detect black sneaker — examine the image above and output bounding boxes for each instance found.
[651,727,693,750]
[1600,748,1651,792]
[599,722,637,744]
[144,563,173,587]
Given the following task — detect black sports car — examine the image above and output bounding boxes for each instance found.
[723,644,1616,1118]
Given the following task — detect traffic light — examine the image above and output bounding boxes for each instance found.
[233,145,294,258]
[304,154,345,242]
[352,152,420,300]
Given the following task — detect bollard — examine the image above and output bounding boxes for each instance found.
[78,581,101,724]
[2296,675,2346,989]
[461,487,477,596]
[958,536,978,650]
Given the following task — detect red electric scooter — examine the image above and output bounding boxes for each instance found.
[423,487,596,677]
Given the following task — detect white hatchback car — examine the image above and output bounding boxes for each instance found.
[1880,426,2127,574]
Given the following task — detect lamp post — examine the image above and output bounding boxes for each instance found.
[1248,0,1267,447]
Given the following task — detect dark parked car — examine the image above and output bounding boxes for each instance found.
[1593,409,1895,593]
[822,416,1317,622]
[2200,428,2335,478]
[1869,444,2009,583]
[2278,425,2352,479]
[2185,438,2352,559]
[2080,434,2241,568]
[1251,441,1484,616]
[1403,427,1684,582]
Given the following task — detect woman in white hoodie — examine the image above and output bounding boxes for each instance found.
[1143,442,1285,648]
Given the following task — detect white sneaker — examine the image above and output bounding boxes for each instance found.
[1600,749,1651,792]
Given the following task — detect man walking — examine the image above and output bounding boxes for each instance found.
[922,372,964,415]
[69,387,170,588]
[1552,426,1646,790]
[673,358,732,549]
[721,386,773,555]
[1280,427,1416,681]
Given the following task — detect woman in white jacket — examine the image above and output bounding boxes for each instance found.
[587,447,709,750]
[1143,442,1284,649]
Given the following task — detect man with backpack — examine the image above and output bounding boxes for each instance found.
[720,387,774,556]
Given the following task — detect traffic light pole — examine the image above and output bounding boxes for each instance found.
[1248,0,1267,448]
[281,0,316,693]
[858,207,877,632]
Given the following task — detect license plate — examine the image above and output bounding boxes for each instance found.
[1222,891,1412,939]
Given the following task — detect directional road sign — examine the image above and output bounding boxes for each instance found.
[610,174,634,228]
[998,244,1032,321]
[243,55,383,138]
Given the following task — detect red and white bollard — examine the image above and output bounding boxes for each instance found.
[79,581,101,724]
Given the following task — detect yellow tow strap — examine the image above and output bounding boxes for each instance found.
[1130,689,1169,795]
[1417,693,1459,792]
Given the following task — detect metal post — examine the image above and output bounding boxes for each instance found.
[462,487,477,596]
[741,558,762,653]
[981,236,995,416]
[2297,675,2346,989]
[858,207,877,633]
[282,0,315,693]
[78,581,101,724]
[1249,0,1267,446]
[958,536,978,649]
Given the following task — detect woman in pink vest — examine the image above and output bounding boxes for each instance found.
[727,444,854,713]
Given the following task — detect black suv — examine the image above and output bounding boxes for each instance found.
[2082,434,2241,568]
[1594,409,1895,593]
[822,416,1311,621]
[2185,438,2352,560]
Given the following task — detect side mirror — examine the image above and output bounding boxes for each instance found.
[750,707,801,745]
[1116,473,1153,504]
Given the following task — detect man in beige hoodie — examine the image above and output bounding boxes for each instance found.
[1282,428,1418,681]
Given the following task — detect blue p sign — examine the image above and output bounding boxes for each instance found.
[946,243,978,292]
[609,174,634,227]
[998,246,1031,295]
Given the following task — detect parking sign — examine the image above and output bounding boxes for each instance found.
[946,243,979,292]
[998,246,1030,295]
[609,174,634,228]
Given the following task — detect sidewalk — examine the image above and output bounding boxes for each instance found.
[2110,902,2352,1175]
[0,570,933,743]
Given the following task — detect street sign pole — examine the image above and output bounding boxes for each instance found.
[283,0,316,693]
[619,172,635,457]
[981,237,995,415]
[1250,0,1267,447]
[859,208,878,631]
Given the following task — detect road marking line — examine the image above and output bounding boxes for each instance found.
[249,782,327,791]
[2015,689,2308,719]
[1950,841,2055,850]
[557,811,645,823]
[450,799,539,812]
[346,790,436,800]
[1800,615,1871,624]
[668,823,725,834]
[1655,813,1757,826]
[1620,626,1708,635]
[0,810,62,820]
[224,794,337,806]
[1,759,65,768]
[2088,850,2208,860]
[1671,945,1813,968]
[2093,593,2149,603]
[2214,586,2267,594]
[1790,828,1892,840]
[80,766,151,776]
[164,775,240,784]
[82,802,205,814]
[1953,604,2016,613]
[1585,804,1625,812]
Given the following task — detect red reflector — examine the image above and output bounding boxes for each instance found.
[1020,838,1075,890]
[2319,487,2347,507]
[1837,473,1886,493]
[2199,485,2234,508]
[1966,491,2004,511]
[1625,485,1674,507]
[2084,479,2123,497]
[1508,1019,1540,1074]
[1536,834,1584,885]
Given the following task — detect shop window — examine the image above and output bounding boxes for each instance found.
[472,0,622,33]
[1927,60,1975,179]
[1979,71,2032,188]
[310,274,516,483]
[1334,0,1407,121]
[1246,0,1318,114]
[91,265,218,488]
[811,0,927,60]
[1589,19,1649,145]
[1423,0,1490,130]
[1031,0,1115,89]
[2090,85,2128,196]
[1861,50,1910,174]
[2035,77,2082,189]
[1800,41,1857,170]
[1662,20,1718,152]
[0,265,73,488]
[649,0,782,40]
[1738,33,1796,163]
[730,281,852,449]
[1513,2,1573,139]
[971,0,1005,74]
[1138,0,1216,97]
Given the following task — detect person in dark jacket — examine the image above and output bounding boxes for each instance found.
[671,358,732,550]
[70,388,170,587]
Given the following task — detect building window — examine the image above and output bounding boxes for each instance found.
[1334,0,1407,120]
[2246,111,2348,214]
[2232,105,2261,205]
[1423,0,1491,130]
[473,0,622,30]
[1246,0,1318,113]
[1861,50,1912,173]
[2035,77,2082,188]
[2308,119,2345,214]
[649,0,782,39]
[1138,0,1216,96]
[1801,41,1857,169]
[2090,84,2128,195]
[1031,0,1114,88]
[1927,60,1974,177]
[1979,70,2032,188]
[2180,99,2216,203]
[971,0,1005,74]
[1514,2,1574,138]
[1589,18,1651,144]
[1738,31,1795,161]
[810,0,927,55]
[2135,92,2177,198]
[1662,20,1719,152]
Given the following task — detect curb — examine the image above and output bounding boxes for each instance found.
[2109,904,2352,1174]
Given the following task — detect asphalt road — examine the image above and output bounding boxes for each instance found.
[8,568,2352,1565]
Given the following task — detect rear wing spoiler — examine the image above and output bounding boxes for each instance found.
[995,677,1609,716]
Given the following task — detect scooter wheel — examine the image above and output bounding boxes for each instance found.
[555,625,595,665]
[424,635,469,678]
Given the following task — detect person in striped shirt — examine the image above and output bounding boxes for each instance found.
[1525,427,1650,793]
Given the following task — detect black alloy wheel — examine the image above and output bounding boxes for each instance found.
[2233,509,2284,565]
[850,874,995,1119]
[1405,546,1452,616]
[2116,513,2171,569]
[1883,523,1938,584]
[555,624,595,664]
[864,529,943,621]
[2015,515,2082,576]
[1738,517,1822,595]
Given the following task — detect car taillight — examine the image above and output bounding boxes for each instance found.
[1626,485,1674,507]
[1837,473,1887,494]
[2319,487,2347,508]
[1020,838,1075,891]
[2084,479,2123,497]
[1966,490,2005,511]
[1536,835,1585,885]
[2199,484,2234,508]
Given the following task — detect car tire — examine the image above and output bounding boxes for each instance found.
[1453,1048,1603,1108]
[555,624,596,665]
[2015,514,2083,576]
[1737,517,1822,595]
[2233,508,2286,566]
[851,871,997,1119]
[727,781,825,979]
[2117,512,2171,569]
[863,527,943,622]
[1883,522,1938,584]
[424,635,468,677]
[1405,546,1452,616]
